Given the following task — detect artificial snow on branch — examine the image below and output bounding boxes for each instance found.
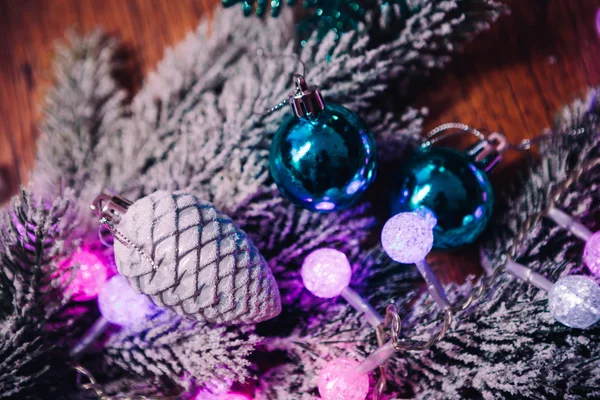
[12,1,508,398]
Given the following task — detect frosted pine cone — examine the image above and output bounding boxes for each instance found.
[112,190,281,324]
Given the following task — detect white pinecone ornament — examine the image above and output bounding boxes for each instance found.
[92,190,281,325]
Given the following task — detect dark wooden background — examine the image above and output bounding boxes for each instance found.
[1,0,600,284]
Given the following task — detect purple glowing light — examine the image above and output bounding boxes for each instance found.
[61,248,108,302]
[318,358,369,400]
[584,231,600,276]
[194,392,251,400]
[474,206,484,219]
[301,248,351,298]
[98,275,154,327]
[346,179,363,195]
[315,201,336,211]
[596,8,600,38]
[381,212,434,264]
[218,394,252,400]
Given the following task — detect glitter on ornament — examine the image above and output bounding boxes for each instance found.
[301,248,352,298]
[381,212,434,264]
[61,248,108,301]
[548,275,600,329]
[583,231,600,276]
[98,275,154,327]
[318,358,369,400]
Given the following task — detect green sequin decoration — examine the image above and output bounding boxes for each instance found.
[222,1,417,43]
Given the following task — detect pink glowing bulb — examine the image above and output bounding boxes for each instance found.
[218,394,252,400]
[596,8,600,38]
[193,392,251,400]
[583,231,600,276]
[381,212,434,264]
[318,358,369,400]
[301,248,352,298]
[98,275,154,327]
[61,248,108,301]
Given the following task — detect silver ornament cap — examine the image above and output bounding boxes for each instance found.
[93,190,282,325]
[289,74,324,119]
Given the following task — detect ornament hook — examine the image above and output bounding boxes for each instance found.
[467,132,509,172]
[90,193,132,225]
[422,123,509,172]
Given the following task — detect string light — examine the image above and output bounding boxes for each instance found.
[61,248,108,302]
[70,275,154,359]
[317,358,369,400]
[546,207,600,276]
[98,275,154,326]
[381,212,451,309]
[505,260,600,329]
[302,249,383,399]
[302,248,383,327]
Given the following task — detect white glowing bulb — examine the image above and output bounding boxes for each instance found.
[98,275,154,327]
[548,275,600,329]
[381,212,434,264]
[301,248,352,298]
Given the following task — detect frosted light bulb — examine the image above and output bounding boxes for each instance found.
[382,213,449,309]
[381,212,434,264]
[546,207,600,275]
[505,260,600,329]
[70,275,154,359]
[302,248,383,327]
[318,358,369,400]
[61,248,108,301]
[98,275,154,327]
[548,275,600,329]
[301,248,352,298]
[583,231,600,276]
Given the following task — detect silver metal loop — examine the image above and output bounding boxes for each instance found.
[90,193,132,225]
[421,123,485,149]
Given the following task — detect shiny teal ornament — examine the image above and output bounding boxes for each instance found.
[389,131,507,249]
[270,76,377,213]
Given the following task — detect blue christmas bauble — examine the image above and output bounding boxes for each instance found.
[270,103,377,213]
[389,147,494,249]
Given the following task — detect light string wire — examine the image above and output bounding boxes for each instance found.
[75,363,175,400]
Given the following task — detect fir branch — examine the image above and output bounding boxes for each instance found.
[104,308,260,391]
[32,32,128,209]
[0,190,84,399]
